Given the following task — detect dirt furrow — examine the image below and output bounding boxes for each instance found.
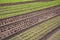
[0,5,60,40]
[0,10,60,40]
[4,15,60,40]
[0,5,60,27]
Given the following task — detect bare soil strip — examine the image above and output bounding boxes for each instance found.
[0,1,39,6]
[0,5,60,40]
[0,5,60,27]
[39,26,60,40]
[3,15,60,40]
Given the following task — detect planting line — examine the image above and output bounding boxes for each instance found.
[9,16,60,40]
[0,5,60,27]
[0,9,60,40]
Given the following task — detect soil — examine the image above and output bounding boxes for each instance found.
[0,5,60,40]
[0,5,60,27]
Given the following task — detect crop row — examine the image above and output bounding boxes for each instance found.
[0,6,48,15]
[0,0,31,4]
[9,16,60,40]
[39,25,60,40]
[46,29,60,40]
[0,5,60,15]
[0,7,60,40]
[0,5,60,27]
[0,1,60,19]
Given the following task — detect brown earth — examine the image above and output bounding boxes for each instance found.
[0,5,60,27]
[0,5,60,40]
[3,16,60,40]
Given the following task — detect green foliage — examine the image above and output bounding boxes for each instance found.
[0,0,31,3]
[0,0,60,19]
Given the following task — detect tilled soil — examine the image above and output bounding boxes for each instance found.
[4,16,60,40]
[0,5,60,40]
[0,5,60,27]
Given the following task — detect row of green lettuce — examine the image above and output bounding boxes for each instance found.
[0,0,31,3]
[0,0,60,19]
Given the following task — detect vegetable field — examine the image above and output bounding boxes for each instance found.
[0,0,60,40]
[0,0,60,19]
[0,0,31,3]
[9,16,60,40]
